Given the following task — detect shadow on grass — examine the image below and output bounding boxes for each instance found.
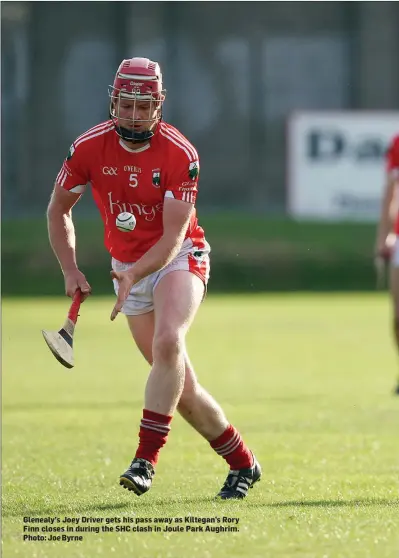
[4,497,398,518]
[169,497,399,509]
[259,498,399,508]
[137,497,399,510]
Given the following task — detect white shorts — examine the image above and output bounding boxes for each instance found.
[112,238,211,316]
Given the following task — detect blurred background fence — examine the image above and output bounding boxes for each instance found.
[2,1,399,294]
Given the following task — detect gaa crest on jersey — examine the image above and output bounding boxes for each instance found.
[189,161,199,180]
[152,169,161,188]
[66,144,75,160]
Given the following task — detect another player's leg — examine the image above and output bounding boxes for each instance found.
[124,281,261,499]
[120,271,204,495]
[389,252,399,394]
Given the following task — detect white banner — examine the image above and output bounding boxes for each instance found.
[287,112,399,221]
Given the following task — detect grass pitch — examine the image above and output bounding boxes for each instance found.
[2,294,398,558]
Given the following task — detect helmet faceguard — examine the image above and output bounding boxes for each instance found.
[109,57,166,143]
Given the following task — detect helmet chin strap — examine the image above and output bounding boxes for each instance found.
[114,125,155,143]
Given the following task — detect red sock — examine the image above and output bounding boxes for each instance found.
[135,409,172,467]
[210,424,253,470]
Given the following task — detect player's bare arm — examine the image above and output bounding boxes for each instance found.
[375,174,398,259]
[47,183,91,299]
[111,197,193,320]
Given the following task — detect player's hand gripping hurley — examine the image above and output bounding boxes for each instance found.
[42,290,83,369]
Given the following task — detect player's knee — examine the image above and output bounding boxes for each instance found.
[153,329,184,364]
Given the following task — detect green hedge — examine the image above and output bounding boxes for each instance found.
[2,215,379,295]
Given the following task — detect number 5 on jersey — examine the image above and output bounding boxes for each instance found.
[129,173,139,188]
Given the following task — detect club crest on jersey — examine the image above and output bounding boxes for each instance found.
[193,250,205,262]
[152,169,161,188]
[189,161,199,180]
[66,144,75,160]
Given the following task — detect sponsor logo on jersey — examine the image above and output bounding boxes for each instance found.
[180,182,196,190]
[124,165,142,173]
[66,144,75,160]
[108,192,163,222]
[188,161,199,180]
[152,169,161,187]
[102,166,118,176]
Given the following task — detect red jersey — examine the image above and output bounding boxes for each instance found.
[56,120,206,262]
[386,135,399,234]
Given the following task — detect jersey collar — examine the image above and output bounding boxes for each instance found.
[118,139,151,153]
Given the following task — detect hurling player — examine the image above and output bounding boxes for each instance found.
[47,57,262,497]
